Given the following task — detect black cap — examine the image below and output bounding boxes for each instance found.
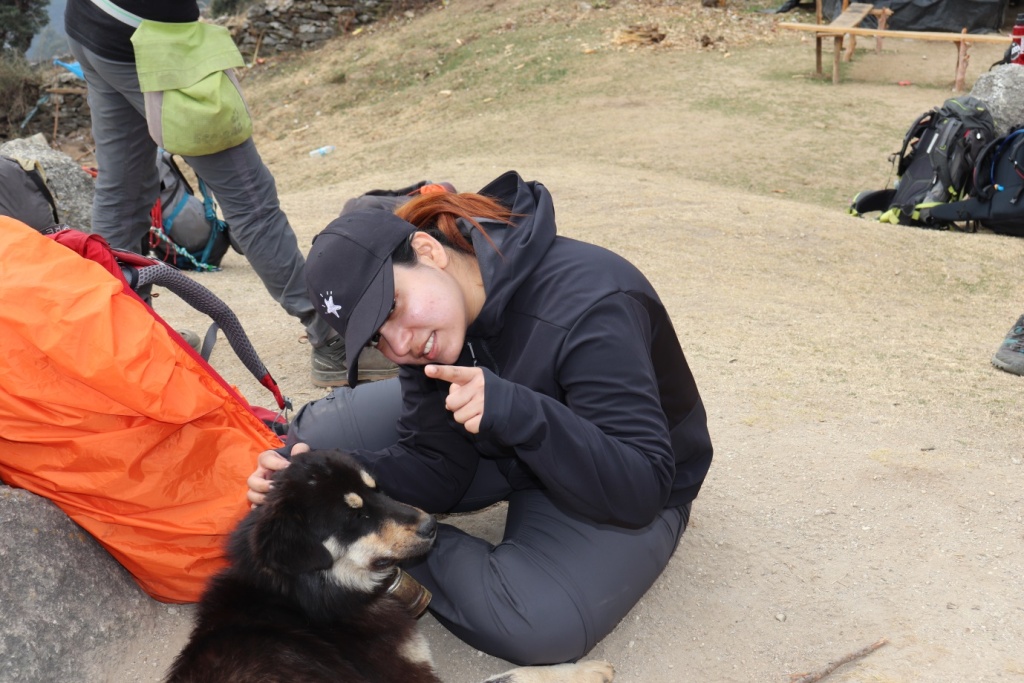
[305,209,417,385]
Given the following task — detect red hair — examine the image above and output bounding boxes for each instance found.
[395,191,512,255]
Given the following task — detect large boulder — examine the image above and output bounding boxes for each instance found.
[0,485,186,682]
[970,64,1024,138]
[0,134,94,232]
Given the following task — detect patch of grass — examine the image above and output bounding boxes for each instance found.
[0,53,42,139]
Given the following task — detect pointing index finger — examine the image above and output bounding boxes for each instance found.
[426,364,468,384]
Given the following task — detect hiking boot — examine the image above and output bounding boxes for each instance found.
[991,314,1024,376]
[177,329,203,355]
[311,335,398,387]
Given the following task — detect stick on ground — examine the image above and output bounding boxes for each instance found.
[790,638,888,683]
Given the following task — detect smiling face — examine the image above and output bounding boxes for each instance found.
[372,233,485,367]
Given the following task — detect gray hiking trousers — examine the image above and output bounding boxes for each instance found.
[287,378,690,665]
[67,38,333,347]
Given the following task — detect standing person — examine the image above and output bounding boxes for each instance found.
[63,0,395,387]
[248,171,714,665]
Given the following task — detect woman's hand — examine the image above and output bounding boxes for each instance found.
[246,442,309,506]
[425,364,486,434]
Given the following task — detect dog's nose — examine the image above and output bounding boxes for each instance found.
[417,516,437,540]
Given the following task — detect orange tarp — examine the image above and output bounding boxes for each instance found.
[0,218,282,602]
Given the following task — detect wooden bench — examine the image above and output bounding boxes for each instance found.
[779,3,1011,91]
[778,3,887,85]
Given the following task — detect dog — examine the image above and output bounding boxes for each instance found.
[166,449,614,683]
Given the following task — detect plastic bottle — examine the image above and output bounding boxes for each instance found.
[308,145,336,158]
[1011,13,1024,65]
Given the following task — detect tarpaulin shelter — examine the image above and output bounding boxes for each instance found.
[820,0,1009,32]
[0,218,284,603]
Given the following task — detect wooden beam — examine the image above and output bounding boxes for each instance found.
[778,23,1011,44]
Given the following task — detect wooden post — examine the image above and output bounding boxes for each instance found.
[833,34,843,84]
[874,8,892,54]
[954,29,970,93]
[815,0,823,75]
[51,95,61,142]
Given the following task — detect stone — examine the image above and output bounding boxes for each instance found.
[0,485,183,682]
[970,64,1024,138]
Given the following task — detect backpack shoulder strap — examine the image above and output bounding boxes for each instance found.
[849,188,897,216]
[927,114,964,191]
[896,110,935,177]
[972,133,1011,202]
[159,150,195,195]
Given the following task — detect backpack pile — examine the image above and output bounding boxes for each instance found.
[926,126,1024,236]
[850,96,996,229]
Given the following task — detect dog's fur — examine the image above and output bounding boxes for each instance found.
[166,449,613,683]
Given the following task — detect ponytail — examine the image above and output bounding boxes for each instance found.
[392,192,511,263]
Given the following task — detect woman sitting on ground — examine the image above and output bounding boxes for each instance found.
[247,170,714,665]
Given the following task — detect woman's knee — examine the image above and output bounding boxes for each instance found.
[286,379,402,452]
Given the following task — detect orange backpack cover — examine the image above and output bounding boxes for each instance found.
[0,217,282,602]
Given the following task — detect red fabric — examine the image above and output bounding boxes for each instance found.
[50,229,129,284]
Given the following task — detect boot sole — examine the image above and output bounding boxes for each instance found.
[991,354,1024,376]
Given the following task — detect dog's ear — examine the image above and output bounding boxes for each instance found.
[249,503,334,576]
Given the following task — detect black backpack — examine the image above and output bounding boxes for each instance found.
[927,126,1024,236]
[850,96,996,229]
[148,151,232,271]
[0,155,60,232]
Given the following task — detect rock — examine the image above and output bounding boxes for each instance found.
[230,0,436,57]
[0,134,95,232]
[0,485,178,682]
[970,64,1024,137]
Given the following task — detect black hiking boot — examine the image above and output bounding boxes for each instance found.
[311,334,398,387]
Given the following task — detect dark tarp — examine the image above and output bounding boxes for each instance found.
[817,0,1010,33]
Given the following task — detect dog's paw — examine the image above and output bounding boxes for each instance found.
[486,660,615,683]
[574,660,614,683]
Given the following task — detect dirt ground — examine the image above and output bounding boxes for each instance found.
[93,1,1024,681]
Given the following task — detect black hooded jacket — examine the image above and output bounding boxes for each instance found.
[358,171,713,529]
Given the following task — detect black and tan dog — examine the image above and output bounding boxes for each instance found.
[166,449,614,683]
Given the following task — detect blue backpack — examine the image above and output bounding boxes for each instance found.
[927,126,1024,236]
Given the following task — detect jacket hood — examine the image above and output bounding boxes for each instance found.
[467,171,556,338]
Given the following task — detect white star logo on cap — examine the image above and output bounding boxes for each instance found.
[321,292,342,318]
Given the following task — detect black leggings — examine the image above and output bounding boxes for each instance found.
[287,379,689,665]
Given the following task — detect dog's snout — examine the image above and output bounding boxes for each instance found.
[417,515,437,541]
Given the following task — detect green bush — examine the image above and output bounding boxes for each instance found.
[0,54,42,141]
